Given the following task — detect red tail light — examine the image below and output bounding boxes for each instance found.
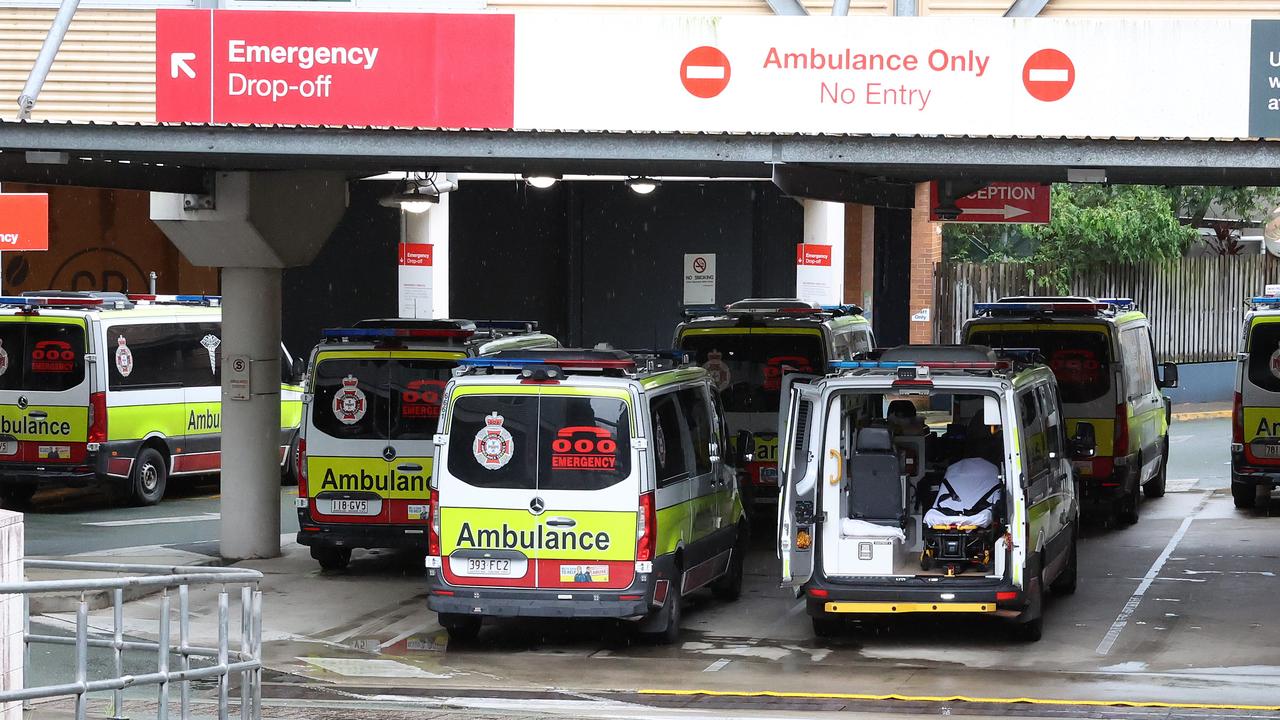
[808,588,829,598]
[296,438,309,496]
[427,488,441,556]
[637,491,656,562]
[87,392,107,444]
[1113,403,1129,458]
[1233,392,1244,444]
[996,591,1019,601]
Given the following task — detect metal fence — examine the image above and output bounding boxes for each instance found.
[935,255,1280,363]
[0,560,264,720]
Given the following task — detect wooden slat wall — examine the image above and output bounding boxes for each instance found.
[0,8,155,123]
[935,256,1280,362]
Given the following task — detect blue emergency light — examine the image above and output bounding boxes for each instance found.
[829,361,914,370]
[1251,297,1280,305]
[819,304,866,316]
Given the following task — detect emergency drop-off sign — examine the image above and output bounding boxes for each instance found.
[0,194,48,252]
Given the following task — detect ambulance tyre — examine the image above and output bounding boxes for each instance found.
[1144,441,1168,499]
[711,525,747,602]
[1050,529,1078,596]
[281,437,299,486]
[311,546,350,571]
[1116,486,1139,526]
[1233,479,1257,509]
[1012,573,1044,643]
[439,613,482,643]
[125,448,168,506]
[811,616,843,638]
[657,587,683,645]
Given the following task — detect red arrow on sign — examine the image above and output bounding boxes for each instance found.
[928,182,1051,224]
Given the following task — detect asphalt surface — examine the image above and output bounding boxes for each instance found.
[16,416,1280,718]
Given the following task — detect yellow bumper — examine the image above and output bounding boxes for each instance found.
[824,601,995,614]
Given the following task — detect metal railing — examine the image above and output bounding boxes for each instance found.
[0,560,264,720]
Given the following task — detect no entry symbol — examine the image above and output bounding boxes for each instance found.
[693,256,708,273]
[681,46,731,99]
[1022,48,1075,102]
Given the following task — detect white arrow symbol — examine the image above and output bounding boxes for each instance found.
[170,52,197,80]
[961,205,1031,220]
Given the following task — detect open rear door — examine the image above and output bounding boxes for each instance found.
[778,380,820,597]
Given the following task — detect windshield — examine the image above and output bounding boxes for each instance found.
[966,328,1112,405]
[0,320,87,393]
[447,393,631,492]
[680,332,824,413]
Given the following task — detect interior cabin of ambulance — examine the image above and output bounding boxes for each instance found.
[817,388,1015,580]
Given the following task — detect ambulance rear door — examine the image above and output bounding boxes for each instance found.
[386,351,461,527]
[0,313,92,464]
[779,381,821,596]
[1241,316,1280,464]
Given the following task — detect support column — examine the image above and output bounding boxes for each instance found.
[908,183,942,343]
[843,204,876,315]
[798,199,845,306]
[219,268,282,560]
[400,192,450,319]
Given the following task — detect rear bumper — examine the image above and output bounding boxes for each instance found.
[1231,445,1280,487]
[804,574,1024,618]
[1078,454,1137,504]
[0,458,103,488]
[296,516,429,551]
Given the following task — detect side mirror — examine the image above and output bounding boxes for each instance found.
[1070,422,1097,460]
[291,356,307,383]
[735,429,755,465]
[1160,362,1179,389]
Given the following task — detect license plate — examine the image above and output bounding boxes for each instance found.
[0,440,16,456]
[466,558,511,576]
[1253,442,1280,458]
[315,497,381,516]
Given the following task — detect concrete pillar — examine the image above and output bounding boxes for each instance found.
[152,171,345,560]
[400,192,450,319]
[908,183,942,343]
[1,510,22,719]
[219,268,282,560]
[798,199,845,306]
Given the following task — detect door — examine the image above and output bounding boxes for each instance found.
[305,351,393,526]
[1241,318,1280,465]
[1120,325,1164,483]
[0,315,92,466]
[1017,387,1055,558]
[649,390,693,571]
[1035,384,1070,560]
[386,352,461,528]
[779,382,821,595]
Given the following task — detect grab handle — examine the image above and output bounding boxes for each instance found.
[827,449,843,486]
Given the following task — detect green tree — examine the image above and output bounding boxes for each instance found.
[1168,186,1280,255]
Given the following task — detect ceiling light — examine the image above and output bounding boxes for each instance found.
[525,175,559,189]
[627,177,659,195]
[378,176,445,213]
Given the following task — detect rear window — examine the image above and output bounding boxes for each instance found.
[0,321,87,393]
[679,332,825,413]
[447,394,631,492]
[1247,322,1280,393]
[311,356,457,440]
[966,328,1112,405]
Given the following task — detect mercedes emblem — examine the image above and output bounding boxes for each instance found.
[529,497,545,515]
[16,396,27,410]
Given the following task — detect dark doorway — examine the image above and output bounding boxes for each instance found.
[872,207,911,347]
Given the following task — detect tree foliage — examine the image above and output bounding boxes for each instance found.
[1168,186,1280,256]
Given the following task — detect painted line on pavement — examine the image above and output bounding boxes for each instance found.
[1171,410,1230,421]
[1095,494,1208,656]
[635,688,1280,711]
[702,658,731,672]
[84,512,219,527]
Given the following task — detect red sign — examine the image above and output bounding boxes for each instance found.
[156,10,514,127]
[928,182,1051,224]
[680,46,731,99]
[399,243,433,267]
[795,244,832,267]
[1022,49,1075,103]
[0,194,49,252]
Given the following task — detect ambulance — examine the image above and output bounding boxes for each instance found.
[779,346,1090,641]
[425,349,749,643]
[963,298,1177,524]
[674,299,874,509]
[1231,291,1280,509]
[295,319,559,571]
[0,291,303,507]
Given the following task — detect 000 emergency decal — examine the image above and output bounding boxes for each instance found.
[550,426,618,471]
[473,412,514,470]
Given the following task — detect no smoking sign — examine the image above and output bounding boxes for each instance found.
[681,46,731,99]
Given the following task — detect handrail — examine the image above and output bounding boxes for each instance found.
[0,560,264,720]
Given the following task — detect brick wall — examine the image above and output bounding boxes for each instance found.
[909,183,941,344]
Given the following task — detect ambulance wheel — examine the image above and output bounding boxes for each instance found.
[0,485,36,509]
[1116,488,1139,526]
[711,526,747,602]
[1144,442,1168,499]
[1233,481,1257,509]
[439,613,482,643]
[311,546,350,571]
[811,616,843,638]
[281,437,299,486]
[126,448,168,506]
[645,577,684,645]
[1012,575,1044,642]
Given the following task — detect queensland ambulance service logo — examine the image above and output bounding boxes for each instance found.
[703,349,730,391]
[332,374,368,425]
[473,411,514,470]
[1269,347,1280,381]
[0,339,9,377]
[114,336,134,378]
[200,334,221,375]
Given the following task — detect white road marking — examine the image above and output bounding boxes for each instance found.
[1164,477,1199,492]
[1096,497,1207,656]
[684,65,725,80]
[84,513,219,527]
[1028,68,1070,82]
[702,658,731,672]
[377,622,435,650]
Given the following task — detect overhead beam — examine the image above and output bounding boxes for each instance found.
[1004,0,1049,17]
[0,152,208,193]
[765,0,808,15]
[772,164,915,208]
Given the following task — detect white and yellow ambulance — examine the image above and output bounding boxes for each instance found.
[295,319,559,570]
[0,291,304,507]
[425,349,748,644]
[1231,292,1280,509]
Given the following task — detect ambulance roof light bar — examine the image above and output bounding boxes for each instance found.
[458,356,637,370]
[974,300,1110,316]
[830,360,1007,371]
[1249,296,1280,307]
[127,294,221,307]
[0,295,123,310]
[322,327,475,340]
